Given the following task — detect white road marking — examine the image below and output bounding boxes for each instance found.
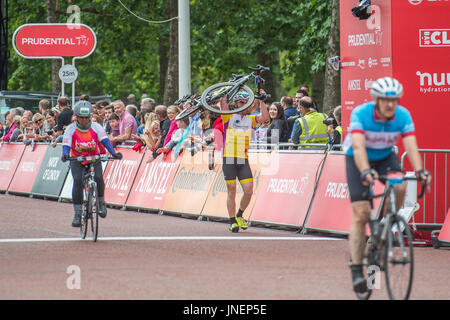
[0,236,343,243]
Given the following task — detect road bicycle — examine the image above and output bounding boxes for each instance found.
[355,172,426,300]
[69,154,117,242]
[175,65,270,121]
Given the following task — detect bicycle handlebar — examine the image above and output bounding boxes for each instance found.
[68,155,118,162]
[248,65,270,73]
[368,175,427,200]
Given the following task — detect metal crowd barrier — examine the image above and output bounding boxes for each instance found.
[400,149,449,228]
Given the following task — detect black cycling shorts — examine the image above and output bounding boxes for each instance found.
[222,157,253,185]
[346,152,402,202]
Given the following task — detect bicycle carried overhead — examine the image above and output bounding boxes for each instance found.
[175,65,271,121]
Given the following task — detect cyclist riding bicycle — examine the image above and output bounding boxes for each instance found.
[342,77,432,293]
[61,101,123,228]
[219,90,269,232]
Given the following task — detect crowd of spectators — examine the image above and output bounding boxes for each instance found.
[0,87,342,159]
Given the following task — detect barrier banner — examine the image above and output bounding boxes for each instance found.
[340,0,393,134]
[103,147,144,207]
[126,151,181,211]
[438,208,450,243]
[30,144,70,198]
[0,143,26,192]
[162,151,218,216]
[201,152,267,220]
[59,160,108,201]
[8,144,48,195]
[304,153,384,235]
[250,152,326,227]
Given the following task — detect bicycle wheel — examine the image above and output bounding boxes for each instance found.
[200,82,254,115]
[175,103,203,120]
[89,184,99,242]
[384,215,414,300]
[80,189,89,239]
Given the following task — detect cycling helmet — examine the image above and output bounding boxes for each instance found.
[233,91,250,102]
[74,100,93,118]
[370,77,403,99]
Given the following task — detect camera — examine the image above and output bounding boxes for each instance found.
[352,0,371,20]
[323,117,338,128]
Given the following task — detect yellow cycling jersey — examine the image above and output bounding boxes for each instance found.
[222,114,257,159]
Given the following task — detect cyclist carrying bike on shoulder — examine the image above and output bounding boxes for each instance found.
[61,101,123,228]
[342,77,432,293]
[219,90,269,232]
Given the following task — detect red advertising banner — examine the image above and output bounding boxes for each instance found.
[126,151,181,211]
[304,153,384,235]
[13,24,96,58]
[340,0,393,134]
[0,144,25,191]
[391,1,450,150]
[162,151,218,216]
[8,144,48,194]
[103,147,144,207]
[250,153,325,227]
[438,207,450,243]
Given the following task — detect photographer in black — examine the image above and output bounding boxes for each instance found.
[324,105,342,145]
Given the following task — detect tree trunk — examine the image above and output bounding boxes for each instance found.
[46,0,61,94]
[256,51,280,103]
[163,0,178,106]
[323,0,341,115]
[159,33,169,104]
[312,67,325,113]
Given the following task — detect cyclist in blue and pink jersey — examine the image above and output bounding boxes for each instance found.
[61,101,122,228]
[343,77,432,293]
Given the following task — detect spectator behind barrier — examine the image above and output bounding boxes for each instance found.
[156,116,190,158]
[0,115,21,142]
[55,96,73,139]
[107,113,120,147]
[103,104,114,134]
[110,100,137,146]
[264,102,289,147]
[141,97,156,113]
[326,105,342,146]
[164,105,181,146]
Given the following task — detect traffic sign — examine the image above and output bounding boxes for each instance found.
[58,64,78,84]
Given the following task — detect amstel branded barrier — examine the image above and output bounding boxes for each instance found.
[126,151,181,211]
[103,146,144,207]
[162,151,217,216]
[201,152,270,220]
[8,143,48,195]
[250,152,326,228]
[304,152,385,235]
[30,144,70,198]
[0,143,25,192]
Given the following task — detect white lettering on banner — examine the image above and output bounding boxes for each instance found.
[48,157,59,168]
[409,0,449,5]
[417,71,450,94]
[42,169,61,181]
[20,162,35,172]
[365,79,375,91]
[420,30,450,47]
[348,80,361,91]
[266,177,309,195]
[0,160,11,170]
[357,59,366,70]
[341,61,355,67]
[134,162,176,194]
[368,58,378,68]
[104,159,137,191]
[20,37,90,46]
[380,57,391,67]
[325,182,350,199]
[348,30,382,47]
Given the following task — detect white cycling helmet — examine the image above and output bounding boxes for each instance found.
[233,91,250,102]
[370,77,403,99]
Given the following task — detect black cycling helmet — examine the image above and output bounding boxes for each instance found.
[74,100,93,118]
[352,0,371,20]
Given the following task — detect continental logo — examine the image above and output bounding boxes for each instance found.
[325,182,350,199]
[171,166,215,192]
[210,169,260,197]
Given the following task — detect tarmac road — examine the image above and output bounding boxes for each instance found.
[0,194,448,300]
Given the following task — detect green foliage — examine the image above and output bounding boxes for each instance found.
[7,0,333,102]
